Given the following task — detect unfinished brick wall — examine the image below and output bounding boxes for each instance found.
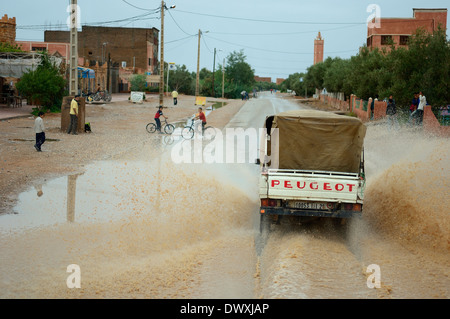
[0,14,16,44]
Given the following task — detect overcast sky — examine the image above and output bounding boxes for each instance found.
[3,0,449,80]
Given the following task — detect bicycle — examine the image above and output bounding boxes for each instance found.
[181,119,216,140]
[146,118,175,134]
[92,90,112,102]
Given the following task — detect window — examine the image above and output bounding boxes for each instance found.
[400,36,410,46]
[367,37,372,47]
[148,58,152,66]
[381,35,393,45]
[32,47,46,52]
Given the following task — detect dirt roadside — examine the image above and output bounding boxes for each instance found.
[0,94,245,215]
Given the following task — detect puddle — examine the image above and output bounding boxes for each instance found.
[2,157,258,233]
[1,161,160,232]
[206,101,226,111]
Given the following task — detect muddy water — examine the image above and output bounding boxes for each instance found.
[256,122,449,299]
[1,96,449,299]
[0,147,261,297]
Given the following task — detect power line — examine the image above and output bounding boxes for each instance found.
[209,24,363,36]
[121,0,160,12]
[204,34,313,55]
[166,8,194,36]
[175,9,366,25]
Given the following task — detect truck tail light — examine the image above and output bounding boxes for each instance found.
[261,199,278,207]
[344,203,362,211]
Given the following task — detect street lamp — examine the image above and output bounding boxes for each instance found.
[195,29,209,98]
[159,2,176,107]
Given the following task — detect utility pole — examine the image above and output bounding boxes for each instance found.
[69,0,78,96]
[212,48,216,98]
[159,0,165,106]
[107,52,110,92]
[222,58,225,99]
[195,29,201,98]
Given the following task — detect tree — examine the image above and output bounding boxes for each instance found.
[224,50,255,98]
[129,74,147,92]
[16,53,65,112]
[168,64,195,94]
[0,42,23,52]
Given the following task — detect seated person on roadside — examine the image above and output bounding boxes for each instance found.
[154,106,168,132]
[194,107,207,131]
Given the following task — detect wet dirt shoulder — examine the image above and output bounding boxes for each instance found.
[0,97,244,215]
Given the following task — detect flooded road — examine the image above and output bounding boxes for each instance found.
[0,93,448,298]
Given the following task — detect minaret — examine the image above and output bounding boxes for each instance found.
[314,32,324,65]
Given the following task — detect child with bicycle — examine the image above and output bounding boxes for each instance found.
[155,106,168,133]
[194,107,207,132]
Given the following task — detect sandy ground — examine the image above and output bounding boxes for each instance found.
[0,93,244,215]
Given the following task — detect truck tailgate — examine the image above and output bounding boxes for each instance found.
[260,169,363,202]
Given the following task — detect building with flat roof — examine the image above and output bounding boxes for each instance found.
[367,8,447,50]
[44,26,159,93]
[254,76,272,83]
[276,78,285,86]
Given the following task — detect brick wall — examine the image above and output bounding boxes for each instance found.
[0,14,16,44]
[423,105,450,137]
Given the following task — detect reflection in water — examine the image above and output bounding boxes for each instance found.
[67,174,81,223]
[34,184,43,197]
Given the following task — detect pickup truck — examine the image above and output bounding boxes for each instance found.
[258,109,366,232]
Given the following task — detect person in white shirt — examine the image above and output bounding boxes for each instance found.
[34,111,45,152]
[417,91,427,125]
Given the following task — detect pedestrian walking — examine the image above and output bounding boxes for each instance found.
[34,111,45,152]
[172,90,178,105]
[408,92,420,125]
[67,95,80,135]
[416,91,427,125]
[386,95,399,131]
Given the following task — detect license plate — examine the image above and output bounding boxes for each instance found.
[289,201,328,210]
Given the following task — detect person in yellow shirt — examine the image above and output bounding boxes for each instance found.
[67,95,80,135]
[171,90,178,105]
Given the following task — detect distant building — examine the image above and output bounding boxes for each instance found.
[0,14,16,44]
[16,41,70,60]
[313,32,324,65]
[276,78,285,86]
[45,26,160,93]
[254,76,272,83]
[367,8,447,50]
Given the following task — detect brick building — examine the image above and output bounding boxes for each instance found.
[45,26,159,92]
[313,32,324,65]
[16,41,70,59]
[0,14,16,44]
[367,8,447,50]
[254,76,272,83]
[276,78,285,86]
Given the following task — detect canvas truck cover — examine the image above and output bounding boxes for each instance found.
[263,110,366,173]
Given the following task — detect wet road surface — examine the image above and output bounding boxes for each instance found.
[0,93,448,298]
